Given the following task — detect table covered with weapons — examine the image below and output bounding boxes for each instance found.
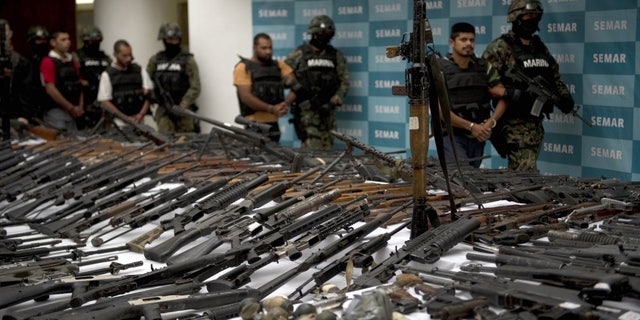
[1,118,639,320]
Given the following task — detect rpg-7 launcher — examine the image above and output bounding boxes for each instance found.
[505,65,591,126]
[99,103,170,145]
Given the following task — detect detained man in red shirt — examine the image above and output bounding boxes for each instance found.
[40,29,84,133]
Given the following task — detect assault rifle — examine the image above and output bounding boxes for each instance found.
[3,143,164,221]
[27,289,262,320]
[163,168,323,264]
[204,197,371,291]
[459,262,639,304]
[350,214,481,290]
[402,267,600,319]
[203,201,414,320]
[144,169,319,263]
[30,152,191,237]
[54,164,198,241]
[14,142,154,202]
[289,219,411,300]
[99,103,170,145]
[164,188,343,265]
[65,193,364,310]
[3,279,207,320]
[505,65,592,126]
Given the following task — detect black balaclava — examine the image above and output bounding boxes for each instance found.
[84,42,101,56]
[30,41,49,58]
[309,33,332,50]
[163,40,181,57]
[512,16,541,39]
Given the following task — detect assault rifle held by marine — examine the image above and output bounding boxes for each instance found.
[505,65,592,126]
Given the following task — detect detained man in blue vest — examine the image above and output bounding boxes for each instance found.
[437,22,508,168]
[97,40,152,125]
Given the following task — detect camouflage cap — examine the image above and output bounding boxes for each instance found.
[81,25,103,41]
[27,25,49,42]
[507,0,543,23]
[307,15,335,35]
[157,22,182,40]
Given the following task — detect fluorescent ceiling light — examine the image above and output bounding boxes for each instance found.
[76,0,94,4]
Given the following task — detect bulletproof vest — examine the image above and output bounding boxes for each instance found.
[76,49,111,103]
[238,58,284,116]
[106,64,145,116]
[297,44,339,106]
[51,57,81,107]
[438,56,491,123]
[502,34,555,118]
[154,51,190,105]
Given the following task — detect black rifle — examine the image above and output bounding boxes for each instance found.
[350,214,481,290]
[163,168,322,264]
[143,173,271,262]
[204,197,371,292]
[0,273,128,309]
[162,187,342,266]
[199,202,413,320]
[3,143,164,221]
[405,267,599,319]
[505,65,591,126]
[120,172,252,253]
[3,278,206,320]
[28,289,262,320]
[99,103,170,145]
[54,165,198,241]
[289,219,411,301]
[29,153,191,237]
[459,262,639,304]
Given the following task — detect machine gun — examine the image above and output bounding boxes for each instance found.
[505,65,591,126]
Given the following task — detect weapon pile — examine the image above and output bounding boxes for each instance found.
[0,125,638,320]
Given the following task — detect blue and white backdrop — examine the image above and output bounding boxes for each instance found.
[252,0,639,180]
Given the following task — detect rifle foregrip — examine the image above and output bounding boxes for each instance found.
[144,228,202,262]
[409,216,481,264]
[127,226,164,253]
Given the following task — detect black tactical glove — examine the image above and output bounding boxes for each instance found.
[502,86,522,102]
[555,94,575,114]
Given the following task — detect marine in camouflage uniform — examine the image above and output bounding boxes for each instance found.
[482,0,574,171]
[285,15,349,151]
[147,22,201,133]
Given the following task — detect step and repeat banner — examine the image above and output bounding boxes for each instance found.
[252,0,639,180]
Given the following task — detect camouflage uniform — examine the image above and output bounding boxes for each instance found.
[285,15,349,151]
[482,0,573,171]
[147,22,201,133]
